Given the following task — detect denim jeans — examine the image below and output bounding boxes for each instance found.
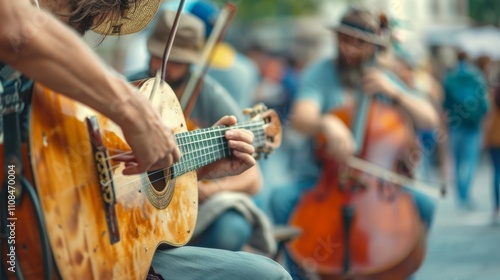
[152,246,291,279]
[188,209,252,251]
[448,127,482,206]
[489,148,500,210]
[270,179,436,280]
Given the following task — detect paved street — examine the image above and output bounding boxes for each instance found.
[416,158,500,280]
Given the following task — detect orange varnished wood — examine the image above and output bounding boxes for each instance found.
[185,118,198,131]
[28,79,198,280]
[289,101,426,279]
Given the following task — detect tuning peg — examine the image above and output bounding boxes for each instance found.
[243,103,269,118]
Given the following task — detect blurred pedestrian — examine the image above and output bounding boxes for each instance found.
[442,51,490,210]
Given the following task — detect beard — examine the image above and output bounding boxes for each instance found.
[165,72,190,91]
[337,53,363,90]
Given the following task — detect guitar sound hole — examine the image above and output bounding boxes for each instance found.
[148,170,168,192]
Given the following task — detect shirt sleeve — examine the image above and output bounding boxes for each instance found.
[195,76,245,127]
[295,60,326,107]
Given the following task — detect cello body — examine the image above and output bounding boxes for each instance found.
[288,99,427,280]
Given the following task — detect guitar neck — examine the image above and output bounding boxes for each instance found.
[171,119,265,178]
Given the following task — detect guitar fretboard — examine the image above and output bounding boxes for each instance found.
[170,120,266,178]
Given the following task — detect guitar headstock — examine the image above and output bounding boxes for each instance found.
[243,103,282,160]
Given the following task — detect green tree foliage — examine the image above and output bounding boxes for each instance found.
[469,0,500,26]
[233,0,321,21]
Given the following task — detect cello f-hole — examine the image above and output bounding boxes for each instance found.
[377,178,398,202]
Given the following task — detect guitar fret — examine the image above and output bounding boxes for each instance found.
[172,120,266,178]
[196,132,202,170]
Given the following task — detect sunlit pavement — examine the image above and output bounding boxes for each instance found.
[416,158,500,280]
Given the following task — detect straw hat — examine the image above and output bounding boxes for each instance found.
[332,7,388,46]
[147,10,205,64]
[92,0,161,35]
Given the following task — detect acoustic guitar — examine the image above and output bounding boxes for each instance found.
[0,78,281,279]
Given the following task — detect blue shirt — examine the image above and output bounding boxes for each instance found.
[127,70,243,128]
[207,51,259,110]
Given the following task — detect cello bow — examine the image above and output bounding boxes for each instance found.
[345,156,444,199]
[179,2,238,119]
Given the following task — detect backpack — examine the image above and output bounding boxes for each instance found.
[443,64,489,128]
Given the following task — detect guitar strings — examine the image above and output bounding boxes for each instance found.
[104,125,266,168]
[104,130,265,186]
[101,122,265,161]
[103,123,266,171]
[114,124,268,190]
[41,128,269,202]
[106,145,240,198]
[43,145,235,201]
[116,129,266,182]
[107,129,266,185]
[111,140,229,183]
[46,121,269,198]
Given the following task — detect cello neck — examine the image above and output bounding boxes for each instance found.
[351,89,371,156]
[350,49,381,156]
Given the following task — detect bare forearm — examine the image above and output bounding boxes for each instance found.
[0,1,138,126]
[397,91,440,130]
[291,101,326,136]
[199,165,261,195]
[292,115,322,136]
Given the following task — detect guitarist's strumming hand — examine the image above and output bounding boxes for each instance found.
[197,116,256,180]
[112,84,182,175]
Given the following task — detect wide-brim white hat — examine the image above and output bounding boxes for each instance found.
[92,0,161,35]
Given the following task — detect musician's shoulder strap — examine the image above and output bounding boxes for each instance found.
[0,62,20,94]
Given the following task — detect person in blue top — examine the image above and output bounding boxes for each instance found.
[269,7,440,279]
[442,51,489,210]
[186,0,260,110]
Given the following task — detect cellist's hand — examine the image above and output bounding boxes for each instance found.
[320,115,356,161]
[361,68,399,98]
[197,116,256,180]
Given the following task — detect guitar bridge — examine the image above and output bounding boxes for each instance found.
[86,116,120,244]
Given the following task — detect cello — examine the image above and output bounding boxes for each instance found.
[287,50,428,279]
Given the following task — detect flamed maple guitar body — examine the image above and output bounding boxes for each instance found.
[0,78,281,279]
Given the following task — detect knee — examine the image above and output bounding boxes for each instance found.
[266,263,292,280]
[209,210,252,251]
[224,211,252,240]
[243,254,292,280]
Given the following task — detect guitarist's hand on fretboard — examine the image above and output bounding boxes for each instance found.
[196,115,256,180]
